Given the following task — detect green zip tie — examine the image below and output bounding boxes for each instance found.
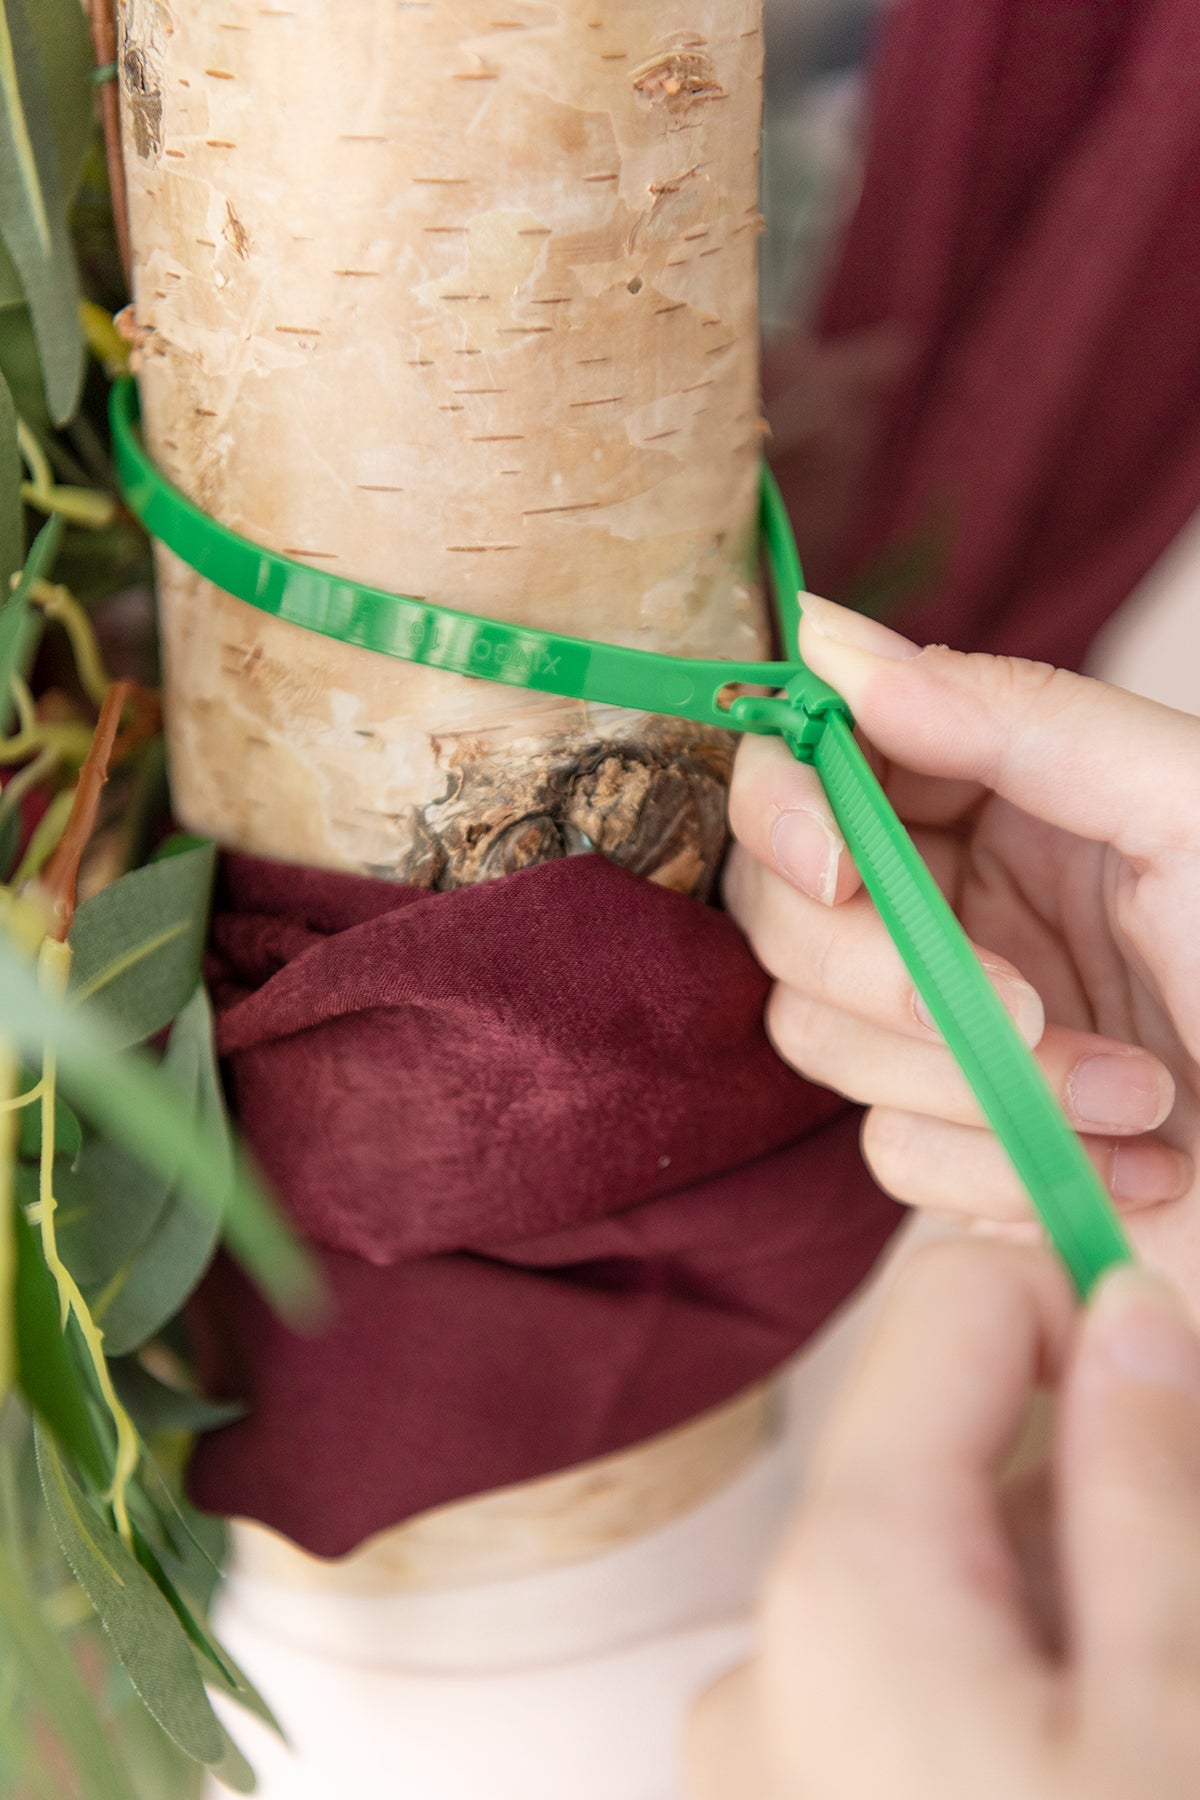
[110,374,1132,1296]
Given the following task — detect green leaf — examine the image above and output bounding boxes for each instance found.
[0,932,320,1323]
[0,1528,139,1800]
[16,1072,82,1163]
[0,802,19,878]
[0,508,58,729]
[87,988,229,1355]
[0,294,51,429]
[0,0,93,314]
[28,0,92,202]
[0,369,18,593]
[34,1421,228,1765]
[7,494,61,602]
[55,1131,171,1290]
[209,1726,258,1795]
[134,1454,226,1591]
[69,842,217,1051]
[0,0,83,422]
[112,1357,246,1436]
[129,1520,282,1751]
[13,1203,108,1487]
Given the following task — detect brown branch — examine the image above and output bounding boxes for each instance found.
[87,0,131,288]
[111,683,162,763]
[39,682,132,940]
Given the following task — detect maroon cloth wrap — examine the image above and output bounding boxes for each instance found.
[189,0,1200,1554]
[799,0,1200,667]
[190,856,893,1555]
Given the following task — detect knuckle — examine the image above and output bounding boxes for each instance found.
[971,655,1083,785]
[725,749,762,850]
[809,913,845,1006]
[859,1106,919,1196]
[764,982,810,1067]
[720,842,756,927]
[981,653,1064,709]
[765,988,852,1096]
[745,876,818,988]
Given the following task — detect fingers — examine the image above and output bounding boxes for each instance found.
[727,732,863,907]
[748,1243,1070,1795]
[814,1241,1073,1492]
[769,990,1176,1138]
[686,1665,778,1800]
[796,595,1200,858]
[861,1108,1193,1220]
[724,845,1044,1047]
[1059,1269,1200,1711]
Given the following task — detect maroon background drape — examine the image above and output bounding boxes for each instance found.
[190,0,1200,1555]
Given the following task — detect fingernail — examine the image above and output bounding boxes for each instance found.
[1109,1142,1193,1207]
[1067,1052,1174,1131]
[770,808,842,905]
[801,593,921,661]
[914,968,1043,1045]
[1089,1267,1200,1401]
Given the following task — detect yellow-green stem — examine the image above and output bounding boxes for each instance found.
[0,1042,16,1399]
[27,938,138,1543]
[30,583,110,710]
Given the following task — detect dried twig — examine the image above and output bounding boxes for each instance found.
[86,0,131,287]
[38,680,132,940]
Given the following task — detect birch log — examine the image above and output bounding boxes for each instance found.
[117,0,768,897]
[119,0,775,1649]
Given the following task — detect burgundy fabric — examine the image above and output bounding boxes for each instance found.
[190,0,1200,1555]
[190,855,894,1554]
[786,0,1200,669]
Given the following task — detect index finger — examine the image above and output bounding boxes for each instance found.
[798,598,1200,859]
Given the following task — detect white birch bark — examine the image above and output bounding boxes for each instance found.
[118,0,767,895]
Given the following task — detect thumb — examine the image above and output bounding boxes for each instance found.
[1058,1267,1200,1705]
[797,595,1200,856]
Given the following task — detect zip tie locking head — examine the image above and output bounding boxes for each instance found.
[729,669,852,763]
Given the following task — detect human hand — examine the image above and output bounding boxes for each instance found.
[688,1242,1200,1800]
[725,597,1200,1296]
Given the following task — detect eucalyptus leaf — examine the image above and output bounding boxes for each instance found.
[28,0,92,201]
[88,987,229,1355]
[16,1071,82,1163]
[134,1454,226,1590]
[0,0,92,313]
[69,842,217,1050]
[210,1725,258,1795]
[13,1203,108,1488]
[132,1501,283,1740]
[8,504,62,603]
[0,803,19,879]
[55,1133,170,1291]
[0,293,51,429]
[0,0,83,422]
[0,368,18,592]
[35,1422,227,1765]
[129,1520,282,1752]
[0,1529,138,1800]
[0,509,58,729]
[112,1357,246,1436]
[0,930,319,1321]
[202,1638,286,1742]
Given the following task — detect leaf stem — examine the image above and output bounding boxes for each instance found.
[28,939,138,1544]
[29,582,110,709]
[0,1044,16,1399]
